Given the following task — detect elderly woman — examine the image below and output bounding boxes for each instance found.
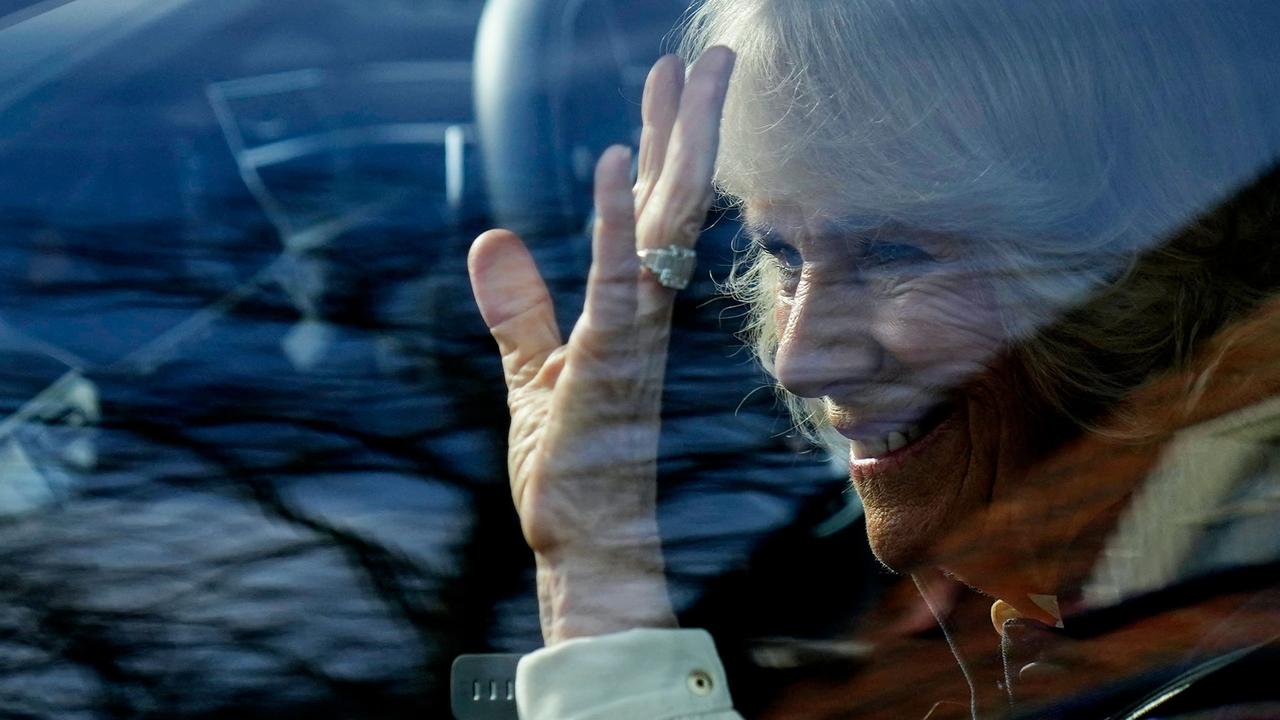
[468,1,1280,717]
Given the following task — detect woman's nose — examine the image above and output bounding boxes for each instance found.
[772,275,885,399]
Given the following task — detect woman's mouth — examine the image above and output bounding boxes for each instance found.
[835,401,957,461]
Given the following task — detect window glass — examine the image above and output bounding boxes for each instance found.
[2,2,1278,719]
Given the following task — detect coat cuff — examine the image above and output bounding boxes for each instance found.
[516,628,736,720]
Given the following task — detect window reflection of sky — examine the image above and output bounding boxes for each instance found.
[0,2,847,716]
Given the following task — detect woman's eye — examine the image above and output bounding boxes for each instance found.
[859,241,935,272]
[757,237,804,288]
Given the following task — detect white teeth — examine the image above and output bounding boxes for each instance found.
[851,436,888,459]
[852,428,918,459]
[846,407,949,461]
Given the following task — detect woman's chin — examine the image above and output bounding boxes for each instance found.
[861,503,957,572]
[849,401,980,573]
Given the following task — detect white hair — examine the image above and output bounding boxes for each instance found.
[679,0,1280,449]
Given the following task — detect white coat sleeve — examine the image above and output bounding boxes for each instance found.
[515,628,744,720]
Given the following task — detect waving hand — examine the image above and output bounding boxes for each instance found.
[468,48,735,644]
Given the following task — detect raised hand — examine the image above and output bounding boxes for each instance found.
[467,47,735,644]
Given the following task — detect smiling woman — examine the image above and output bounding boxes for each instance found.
[469,0,1280,718]
[698,0,1280,576]
[736,206,1024,568]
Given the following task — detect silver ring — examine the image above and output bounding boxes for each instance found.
[636,245,697,290]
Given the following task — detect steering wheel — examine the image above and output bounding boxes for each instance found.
[472,0,641,238]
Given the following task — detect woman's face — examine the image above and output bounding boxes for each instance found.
[746,201,1049,570]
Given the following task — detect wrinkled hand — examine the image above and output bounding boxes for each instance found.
[468,48,735,644]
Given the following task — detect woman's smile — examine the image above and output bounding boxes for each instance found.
[831,399,957,459]
[745,200,1030,567]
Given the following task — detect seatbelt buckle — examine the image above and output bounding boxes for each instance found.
[451,653,522,719]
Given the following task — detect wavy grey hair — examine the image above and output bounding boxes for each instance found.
[678,0,1280,451]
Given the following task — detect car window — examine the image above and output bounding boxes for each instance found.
[5,2,1279,719]
[0,2,845,717]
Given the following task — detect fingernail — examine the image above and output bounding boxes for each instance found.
[712,45,737,69]
[611,145,633,173]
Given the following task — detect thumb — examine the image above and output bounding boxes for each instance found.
[468,229,563,391]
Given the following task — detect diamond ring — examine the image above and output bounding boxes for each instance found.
[636,245,697,290]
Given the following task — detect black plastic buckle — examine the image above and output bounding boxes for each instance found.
[451,653,523,720]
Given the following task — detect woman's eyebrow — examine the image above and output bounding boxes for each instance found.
[739,214,772,234]
[821,215,892,237]
[740,218,778,242]
[741,215,902,254]
[744,224,786,250]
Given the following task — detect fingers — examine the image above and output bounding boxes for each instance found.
[634,47,735,319]
[634,55,684,214]
[638,46,735,250]
[583,145,639,332]
[468,229,562,390]
[471,47,736,386]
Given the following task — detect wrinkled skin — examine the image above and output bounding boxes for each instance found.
[470,46,1065,644]
[468,49,736,643]
[745,210,1061,617]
